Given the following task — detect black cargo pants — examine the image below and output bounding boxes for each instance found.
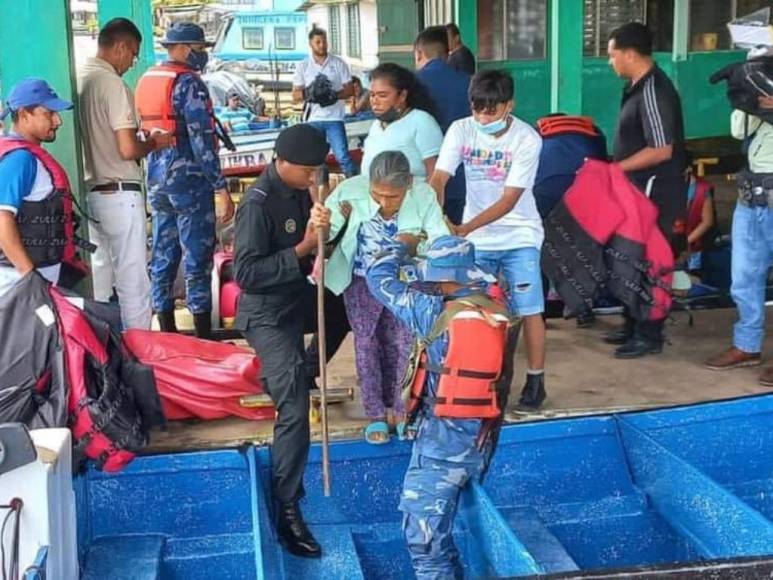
[242,285,349,504]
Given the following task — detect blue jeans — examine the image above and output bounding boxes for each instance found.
[307,121,357,177]
[476,247,545,316]
[731,203,773,352]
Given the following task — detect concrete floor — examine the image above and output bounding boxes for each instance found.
[146,306,773,454]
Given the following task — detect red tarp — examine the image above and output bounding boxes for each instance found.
[123,330,275,421]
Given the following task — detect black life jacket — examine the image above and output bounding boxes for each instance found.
[710,57,773,124]
[0,272,164,472]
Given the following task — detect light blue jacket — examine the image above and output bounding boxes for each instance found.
[324,175,450,295]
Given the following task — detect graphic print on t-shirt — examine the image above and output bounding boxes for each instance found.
[461,145,513,182]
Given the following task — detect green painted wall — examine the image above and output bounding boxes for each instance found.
[97,0,157,88]
[0,0,84,198]
[456,0,745,144]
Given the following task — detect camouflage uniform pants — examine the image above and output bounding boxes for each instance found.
[149,190,216,314]
[399,421,482,580]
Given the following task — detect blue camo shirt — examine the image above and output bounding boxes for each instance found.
[352,213,399,276]
[146,64,226,194]
[366,240,483,464]
[0,149,37,213]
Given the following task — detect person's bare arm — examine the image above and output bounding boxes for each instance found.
[337,82,355,100]
[423,156,437,179]
[687,195,716,245]
[457,186,523,237]
[115,128,173,161]
[292,85,305,104]
[617,145,673,173]
[429,169,452,206]
[0,211,33,275]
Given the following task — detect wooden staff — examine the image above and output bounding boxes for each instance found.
[316,184,332,496]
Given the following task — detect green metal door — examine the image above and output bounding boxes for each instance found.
[376,0,421,69]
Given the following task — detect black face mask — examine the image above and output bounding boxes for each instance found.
[377,107,401,123]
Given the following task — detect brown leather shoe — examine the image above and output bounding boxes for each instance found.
[704,347,762,370]
[760,367,773,387]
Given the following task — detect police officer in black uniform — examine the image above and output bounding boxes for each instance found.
[234,124,349,558]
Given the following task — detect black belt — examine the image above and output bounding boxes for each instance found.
[91,182,142,193]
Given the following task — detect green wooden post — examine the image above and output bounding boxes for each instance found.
[97,0,156,88]
[0,1,84,198]
[672,0,689,62]
[549,0,583,114]
[457,0,476,57]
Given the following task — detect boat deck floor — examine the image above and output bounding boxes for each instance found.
[145,306,773,454]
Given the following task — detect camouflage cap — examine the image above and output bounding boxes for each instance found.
[417,235,496,285]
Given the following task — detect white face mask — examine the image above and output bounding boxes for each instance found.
[474,109,510,135]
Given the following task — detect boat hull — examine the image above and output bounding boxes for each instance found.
[75,393,773,578]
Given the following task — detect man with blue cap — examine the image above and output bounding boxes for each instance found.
[361,233,517,578]
[0,78,89,297]
[135,22,234,338]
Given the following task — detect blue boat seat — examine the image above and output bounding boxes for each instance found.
[506,507,580,574]
[82,534,165,580]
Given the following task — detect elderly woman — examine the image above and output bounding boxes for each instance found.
[323,150,449,443]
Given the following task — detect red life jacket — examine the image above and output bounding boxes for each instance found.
[0,138,88,279]
[135,62,217,147]
[687,177,714,253]
[407,295,510,420]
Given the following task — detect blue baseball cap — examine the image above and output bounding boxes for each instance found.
[161,22,214,47]
[417,235,496,286]
[1,78,73,120]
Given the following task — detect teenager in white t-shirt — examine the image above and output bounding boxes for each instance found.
[430,70,547,410]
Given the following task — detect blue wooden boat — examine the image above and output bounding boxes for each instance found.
[64,393,773,579]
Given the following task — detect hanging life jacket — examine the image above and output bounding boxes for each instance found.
[135,62,221,149]
[404,294,511,420]
[0,138,91,282]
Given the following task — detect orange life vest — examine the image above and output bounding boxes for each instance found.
[537,115,599,138]
[135,62,217,146]
[406,295,510,420]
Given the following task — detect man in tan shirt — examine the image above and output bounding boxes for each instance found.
[78,18,171,329]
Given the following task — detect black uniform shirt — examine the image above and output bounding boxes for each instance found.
[613,64,687,190]
[234,163,312,297]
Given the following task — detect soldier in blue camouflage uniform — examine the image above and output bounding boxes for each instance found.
[364,235,504,579]
[144,23,235,338]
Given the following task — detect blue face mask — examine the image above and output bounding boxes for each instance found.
[186,49,209,71]
[474,114,509,135]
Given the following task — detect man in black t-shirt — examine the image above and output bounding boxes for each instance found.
[606,22,688,358]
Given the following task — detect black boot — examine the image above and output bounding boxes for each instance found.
[517,373,546,411]
[576,311,596,328]
[614,335,663,359]
[193,312,212,340]
[277,501,322,558]
[157,310,178,333]
[602,317,635,345]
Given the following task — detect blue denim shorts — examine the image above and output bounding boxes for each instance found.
[476,247,545,316]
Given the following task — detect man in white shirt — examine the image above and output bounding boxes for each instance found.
[78,18,172,329]
[430,69,547,410]
[292,28,356,176]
